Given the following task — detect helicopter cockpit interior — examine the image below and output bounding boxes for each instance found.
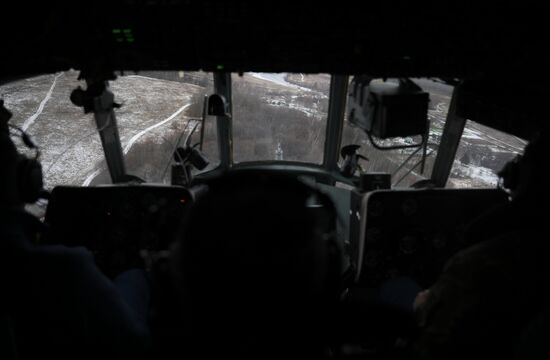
[1,2,548,359]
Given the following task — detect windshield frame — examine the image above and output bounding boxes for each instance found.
[202,73,454,187]
[224,72,335,167]
[193,73,351,185]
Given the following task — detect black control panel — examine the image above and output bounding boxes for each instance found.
[43,185,192,276]
[356,189,508,288]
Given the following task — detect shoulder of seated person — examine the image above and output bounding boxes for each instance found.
[30,244,94,265]
[444,234,522,275]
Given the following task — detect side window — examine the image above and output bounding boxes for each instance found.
[1,71,97,189]
[447,120,527,188]
[341,79,453,187]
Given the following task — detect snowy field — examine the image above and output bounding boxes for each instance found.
[0,71,526,189]
[1,70,204,188]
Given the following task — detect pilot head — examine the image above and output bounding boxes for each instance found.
[498,129,547,206]
[174,171,339,359]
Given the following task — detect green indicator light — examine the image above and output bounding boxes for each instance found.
[127,38,135,43]
[112,29,121,34]
[123,29,132,34]
[216,65,224,70]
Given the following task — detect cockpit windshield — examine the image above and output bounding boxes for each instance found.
[1,71,527,190]
[341,79,451,188]
[112,71,219,185]
[232,73,329,164]
[1,70,217,188]
[2,71,101,188]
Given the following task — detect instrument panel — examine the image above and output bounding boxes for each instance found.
[43,185,192,276]
[355,189,508,288]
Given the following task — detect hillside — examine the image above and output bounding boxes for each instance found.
[0,72,526,189]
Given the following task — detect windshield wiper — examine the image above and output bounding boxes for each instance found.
[392,146,437,187]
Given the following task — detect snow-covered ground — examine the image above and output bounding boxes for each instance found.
[250,73,310,92]
[1,70,204,188]
[0,71,527,190]
[450,162,500,187]
[261,95,319,118]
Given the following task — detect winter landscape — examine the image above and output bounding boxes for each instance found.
[0,71,526,190]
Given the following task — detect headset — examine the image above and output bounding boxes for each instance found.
[1,99,44,203]
[498,154,522,194]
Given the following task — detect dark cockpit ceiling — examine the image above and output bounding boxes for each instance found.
[1,2,548,79]
[1,2,547,136]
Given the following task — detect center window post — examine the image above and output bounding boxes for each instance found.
[213,72,233,169]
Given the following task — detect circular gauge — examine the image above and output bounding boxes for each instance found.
[399,235,417,255]
[366,227,381,244]
[364,251,380,268]
[432,233,447,249]
[401,198,418,216]
[368,200,383,217]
